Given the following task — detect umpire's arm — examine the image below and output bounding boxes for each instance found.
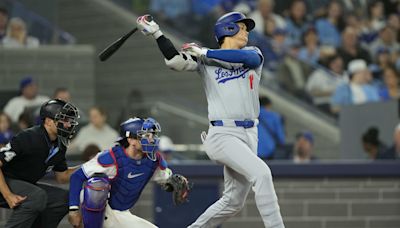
[54,167,79,184]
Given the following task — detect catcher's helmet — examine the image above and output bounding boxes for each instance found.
[138,118,161,161]
[214,12,255,43]
[118,117,161,161]
[118,117,144,140]
[39,99,79,146]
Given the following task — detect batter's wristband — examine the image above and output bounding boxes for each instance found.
[152,30,163,39]
[69,206,79,211]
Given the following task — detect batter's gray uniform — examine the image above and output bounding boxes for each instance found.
[165,46,284,228]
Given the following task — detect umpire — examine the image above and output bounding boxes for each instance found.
[0,99,80,228]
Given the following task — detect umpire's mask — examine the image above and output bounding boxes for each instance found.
[54,102,79,146]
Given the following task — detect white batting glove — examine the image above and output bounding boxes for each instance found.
[182,43,208,58]
[136,14,163,39]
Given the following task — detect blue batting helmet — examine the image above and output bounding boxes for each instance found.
[214,12,255,43]
[118,117,144,140]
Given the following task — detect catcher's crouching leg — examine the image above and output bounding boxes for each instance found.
[82,173,110,228]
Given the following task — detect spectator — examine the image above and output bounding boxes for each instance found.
[306,54,348,107]
[315,0,345,47]
[260,28,289,72]
[331,59,380,113]
[0,112,13,144]
[257,96,285,159]
[292,131,317,163]
[53,87,87,123]
[367,1,386,32]
[379,66,400,100]
[249,0,286,36]
[149,0,190,29]
[17,111,34,131]
[387,13,400,43]
[361,127,390,159]
[385,123,400,159]
[369,26,400,59]
[3,76,50,123]
[285,0,309,46]
[1,17,39,48]
[158,135,174,160]
[340,0,368,16]
[374,47,392,74]
[157,135,184,163]
[68,106,118,155]
[0,7,8,41]
[0,133,7,148]
[297,26,320,65]
[53,87,71,102]
[345,14,365,35]
[337,26,372,67]
[81,144,101,162]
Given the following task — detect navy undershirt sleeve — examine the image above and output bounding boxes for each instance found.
[156,35,179,60]
[69,168,88,207]
[206,49,262,69]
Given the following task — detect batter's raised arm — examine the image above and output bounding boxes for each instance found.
[136,15,198,71]
[182,43,263,69]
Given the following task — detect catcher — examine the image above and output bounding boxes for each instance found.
[67,117,191,228]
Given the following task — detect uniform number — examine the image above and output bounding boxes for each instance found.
[0,143,16,162]
[249,74,254,90]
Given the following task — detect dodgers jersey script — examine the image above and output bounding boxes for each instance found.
[198,46,264,121]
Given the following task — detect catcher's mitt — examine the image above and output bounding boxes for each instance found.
[163,174,192,205]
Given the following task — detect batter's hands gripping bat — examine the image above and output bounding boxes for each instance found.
[98,15,153,61]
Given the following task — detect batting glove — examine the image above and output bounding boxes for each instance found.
[136,14,163,39]
[182,43,208,58]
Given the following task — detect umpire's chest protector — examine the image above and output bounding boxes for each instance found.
[108,146,158,211]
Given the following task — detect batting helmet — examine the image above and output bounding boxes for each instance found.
[39,99,79,146]
[214,12,255,43]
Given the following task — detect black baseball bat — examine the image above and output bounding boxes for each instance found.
[98,15,154,62]
[98,27,138,61]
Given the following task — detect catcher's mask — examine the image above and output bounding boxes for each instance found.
[40,99,79,146]
[137,118,161,161]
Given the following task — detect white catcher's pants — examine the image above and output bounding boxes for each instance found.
[103,204,157,228]
[188,125,284,228]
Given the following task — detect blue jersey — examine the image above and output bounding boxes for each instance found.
[69,145,170,210]
[108,146,159,210]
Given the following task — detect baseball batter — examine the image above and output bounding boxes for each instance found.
[137,12,284,228]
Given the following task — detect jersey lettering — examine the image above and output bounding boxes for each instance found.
[214,67,250,84]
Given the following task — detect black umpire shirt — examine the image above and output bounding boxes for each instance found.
[0,125,68,184]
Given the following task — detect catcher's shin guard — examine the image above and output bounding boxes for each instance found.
[82,173,110,228]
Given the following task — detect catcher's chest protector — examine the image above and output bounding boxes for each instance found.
[108,146,158,210]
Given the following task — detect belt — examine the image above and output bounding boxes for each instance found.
[210,119,255,129]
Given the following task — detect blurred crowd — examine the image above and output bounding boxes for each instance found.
[257,95,400,162]
[0,76,186,163]
[148,0,400,115]
[0,7,40,48]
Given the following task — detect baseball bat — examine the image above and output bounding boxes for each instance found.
[98,15,153,62]
[98,27,138,61]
